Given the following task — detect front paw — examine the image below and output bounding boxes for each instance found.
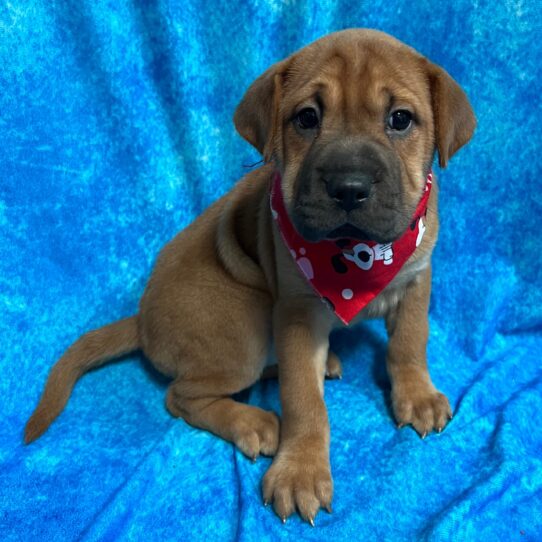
[262,451,333,525]
[392,385,452,437]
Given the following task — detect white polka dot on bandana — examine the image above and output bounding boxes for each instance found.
[342,288,353,300]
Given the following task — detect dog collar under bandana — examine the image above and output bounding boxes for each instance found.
[270,171,433,324]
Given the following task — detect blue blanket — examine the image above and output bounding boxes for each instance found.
[2,1,541,540]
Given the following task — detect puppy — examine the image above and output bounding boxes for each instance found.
[25,29,475,524]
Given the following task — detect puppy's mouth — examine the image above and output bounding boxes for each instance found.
[325,223,371,241]
[294,215,400,245]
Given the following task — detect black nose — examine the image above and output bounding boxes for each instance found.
[325,173,372,212]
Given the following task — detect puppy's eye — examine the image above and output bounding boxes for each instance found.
[295,107,319,130]
[388,110,412,131]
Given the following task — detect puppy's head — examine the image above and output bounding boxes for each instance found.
[235,29,476,243]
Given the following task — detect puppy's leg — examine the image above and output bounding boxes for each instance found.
[324,351,343,379]
[385,265,452,437]
[141,274,279,460]
[261,350,342,381]
[263,299,333,524]
[167,378,279,459]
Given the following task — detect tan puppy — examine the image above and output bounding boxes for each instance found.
[25,29,475,524]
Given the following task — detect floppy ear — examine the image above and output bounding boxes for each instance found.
[233,59,289,163]
[427,63,476,168]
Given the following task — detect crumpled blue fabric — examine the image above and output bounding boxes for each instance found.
[1,1,541,540]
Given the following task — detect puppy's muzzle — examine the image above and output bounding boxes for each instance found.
[293,137,405,243]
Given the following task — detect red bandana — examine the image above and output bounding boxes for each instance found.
[270,171,433,324]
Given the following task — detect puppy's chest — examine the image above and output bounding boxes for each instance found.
[347,254,429,325]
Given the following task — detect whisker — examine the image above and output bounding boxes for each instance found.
[243,159,264,169]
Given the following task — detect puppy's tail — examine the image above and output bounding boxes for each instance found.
[24,315,140,444]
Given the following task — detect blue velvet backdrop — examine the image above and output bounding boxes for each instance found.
[1,1,541,540]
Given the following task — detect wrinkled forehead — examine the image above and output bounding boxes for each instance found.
[281,38,430,118]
